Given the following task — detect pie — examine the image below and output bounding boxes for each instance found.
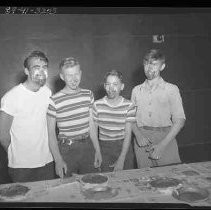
[80,174,109,191]
[81,174,108,184]
[181,170,200,176]
[0,184,30,201]
[149,177,182,188]
[172,186,209,203]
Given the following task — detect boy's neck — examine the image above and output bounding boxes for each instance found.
[146,76,161,86]
[23,80,41,92]
[61,86,81,94]
[106,95,122,106]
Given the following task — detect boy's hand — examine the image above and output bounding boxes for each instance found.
[136,133,151,147]
[94,151,102,168]
[113,158,124,171]
[55,158,67,179]
[109,156,125,171]
[147,142,166,160]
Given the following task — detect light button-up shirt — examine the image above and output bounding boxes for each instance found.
[131,77,186,127]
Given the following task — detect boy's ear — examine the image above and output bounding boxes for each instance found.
[60,73,64,81]
[160,63,166,72]
[24,68,29,76]
[121,83,125,91]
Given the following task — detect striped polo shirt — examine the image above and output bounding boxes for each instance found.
[47,89,94,139]
[93,96,136,141]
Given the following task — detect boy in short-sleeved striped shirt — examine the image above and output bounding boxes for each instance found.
[47,57,102,178]
[93,70,136,172]
[48,89,94,139]
[93,98,136,141]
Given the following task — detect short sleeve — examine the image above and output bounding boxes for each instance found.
[126,102,137,122]
[168,85,186,121]
[47,97,57,118]
[0,92,17,116]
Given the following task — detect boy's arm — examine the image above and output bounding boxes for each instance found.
[120,121,132,158]
[131,87,149,147]
[161,118,185,148]
[113,121,132,171]
[47,115,67,178]
[89,108,102,168]
[150,85,186,159]
[150,117,185,159]
[0,111,13,151]
[160,84,186,147]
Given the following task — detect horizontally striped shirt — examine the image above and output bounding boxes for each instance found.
[47,89,94,138]
[93,96,136,141]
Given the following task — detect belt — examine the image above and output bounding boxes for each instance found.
[58,134,88,146]
[141,126,170,132]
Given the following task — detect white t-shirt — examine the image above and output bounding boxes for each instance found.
[0,84,53,168]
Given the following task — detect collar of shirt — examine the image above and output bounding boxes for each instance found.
[140,77,165,92]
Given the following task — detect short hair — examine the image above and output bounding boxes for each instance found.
[24,51,48,69]
[143,49,165,64]
[104,70,124,84]
[59,57,80,71]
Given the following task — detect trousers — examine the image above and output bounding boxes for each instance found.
[134,127,181,168]
[58,136,98,176]
[8,161,56,183]
[99,139,135,172]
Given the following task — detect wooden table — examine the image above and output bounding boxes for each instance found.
[0,161,211,208]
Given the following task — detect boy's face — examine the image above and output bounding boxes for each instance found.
[60,65,81,90]
[143,59,165,80]
[104,75,124,99]
[26,57,48,87]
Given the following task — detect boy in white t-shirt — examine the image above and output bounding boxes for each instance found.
[0,51,55,183]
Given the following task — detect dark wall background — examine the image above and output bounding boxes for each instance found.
[0,11,211,183]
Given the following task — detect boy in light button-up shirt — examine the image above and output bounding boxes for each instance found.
[131,49,186,168]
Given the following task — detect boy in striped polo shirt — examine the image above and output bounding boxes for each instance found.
[92,70,136,172]
[47,57,102,178]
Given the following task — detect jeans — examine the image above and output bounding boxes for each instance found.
[58,136,98,176]
[99,139,135,172]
